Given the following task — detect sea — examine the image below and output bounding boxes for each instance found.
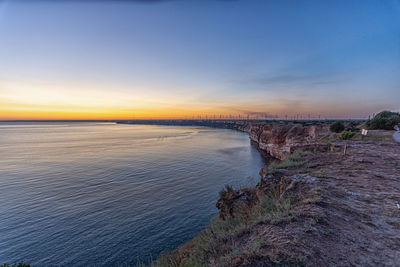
[0,122,264,266]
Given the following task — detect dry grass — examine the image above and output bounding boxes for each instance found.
[265,150,310,174]
[152,187,296,267]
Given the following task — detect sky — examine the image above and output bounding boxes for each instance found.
[0,0,399,120]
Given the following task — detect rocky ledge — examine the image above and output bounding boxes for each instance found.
[239,123,329,160]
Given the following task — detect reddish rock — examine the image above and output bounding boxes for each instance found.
[241,123,328,160]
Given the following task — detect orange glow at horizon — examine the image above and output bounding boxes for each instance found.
[0,80,281,120]
[0,102,251,120]
[0,97,371,120]
[0,80,241,120]
[0,108,244,120]
[0,78,375,120]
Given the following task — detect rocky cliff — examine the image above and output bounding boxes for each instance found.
[156,135,400,266]
[238,123,328,160]
[121,119,330,160]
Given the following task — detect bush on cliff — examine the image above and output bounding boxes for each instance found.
[153,174,319,267]
[366,111,400,130]
[218,184,234,199]
[154,187,295,266]
[338,131,356,140]
[346,121,361,131]
[329,121,345,133]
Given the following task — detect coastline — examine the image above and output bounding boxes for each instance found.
[0,122,266,266]
[3,121,399,266]
[141,121,400,266]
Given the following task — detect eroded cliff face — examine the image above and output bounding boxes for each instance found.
[239,123,328,160]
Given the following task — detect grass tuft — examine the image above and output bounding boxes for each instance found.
[266,150,310,174]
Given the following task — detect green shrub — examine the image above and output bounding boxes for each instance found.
[338,130,356,140]
[366,111,400,130]
[345,121,360,132]
[329,121,345,133]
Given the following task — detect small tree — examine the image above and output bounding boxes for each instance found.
[366,111,400,130]
[330,121,345,133]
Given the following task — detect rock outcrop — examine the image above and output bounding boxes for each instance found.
[240,123,328,160]
[216,174,319,221]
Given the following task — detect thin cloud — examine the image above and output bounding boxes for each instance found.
[254,73,346,86]
[230,72,350,92]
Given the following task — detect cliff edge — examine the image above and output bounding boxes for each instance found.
[155,126,400,266]
[239,123,329,160]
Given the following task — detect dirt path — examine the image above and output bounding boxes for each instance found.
[304,140,400,266]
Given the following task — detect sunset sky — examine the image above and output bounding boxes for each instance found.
[0,0,399,120]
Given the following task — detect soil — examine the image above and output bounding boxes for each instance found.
[248,138,400,266]
[299,139,400,266]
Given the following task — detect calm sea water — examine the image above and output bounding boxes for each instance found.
[0,122,264,266]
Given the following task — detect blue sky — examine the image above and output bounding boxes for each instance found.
[0,0,399,119]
